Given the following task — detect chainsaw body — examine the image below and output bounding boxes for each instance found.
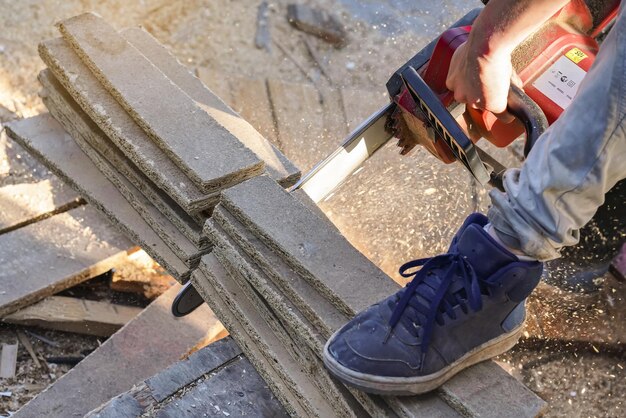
[390,0,619,166]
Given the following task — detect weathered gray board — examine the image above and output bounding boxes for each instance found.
[220,175,399,316]
[3,296,142,337]
[208,177,546,417]
[4,115,191,281]
[121,27,300,188]
[0,205,130,318]
[0,343,18,379]
[197,253,340,417]
[39,38,216,214]
[205,220,399,418]
[207,209,461,418]
[193,265,323,418]
[149,356,284,418]
[40,70,206,266]
[211,206,346,336]
[58,13,264,192]
[86,338,287,418]
[39,69,205,247]
[439,360,546,418]
[13,284,223,418]
[0,125,80,234]
[0,180,80,234]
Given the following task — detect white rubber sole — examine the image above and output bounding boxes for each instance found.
[323,324,524,396]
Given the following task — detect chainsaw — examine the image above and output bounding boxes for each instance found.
[172,0,620,316]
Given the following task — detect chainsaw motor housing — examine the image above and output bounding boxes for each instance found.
[388,0,619,166]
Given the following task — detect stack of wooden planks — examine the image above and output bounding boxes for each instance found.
[6,12,299,284]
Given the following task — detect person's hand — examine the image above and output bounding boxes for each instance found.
[445,40,520,122]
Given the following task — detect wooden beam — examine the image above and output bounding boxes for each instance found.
[0,343,18,378]
[0,205,131,318]
[229,77,278,143]
[86,339,286,417]
[0,180,80,234]
[3,296,143,337]
[16,330,42,368]
[267,79,347,172]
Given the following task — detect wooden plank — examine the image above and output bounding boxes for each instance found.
[39,37,215,214]
[0,180,79,234]
[3,296,142,337]
[90,357,286,418]
[206,222,397,417]
[145,337,241,402]
[229,77,278,143]
[211,206,346,337]
[110,250,177,300]
[0,343,18,378]
[192,261,325,418]
[122,28,300,188]
[85,338,285,418]
[59,13,263,192]
[0,205,131,318]
[16,330,42,368]
[152,357,286,418]
[440,361,546,418]
[12,284,225,418]
[40,70,206,264]
[4,114,192,281]
[267,79,324,172]
[220,175,399,317]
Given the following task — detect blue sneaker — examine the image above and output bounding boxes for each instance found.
[323,214,542,395]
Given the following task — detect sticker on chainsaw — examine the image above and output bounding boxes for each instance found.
[532,55,586,110]
[565,47,588,64]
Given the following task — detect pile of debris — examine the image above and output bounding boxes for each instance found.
[4,12,548,417]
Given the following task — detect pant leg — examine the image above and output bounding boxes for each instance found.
[488,5,626,261]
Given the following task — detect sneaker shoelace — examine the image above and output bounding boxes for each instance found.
[387,251,487,370]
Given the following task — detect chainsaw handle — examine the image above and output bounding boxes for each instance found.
[506,84,549,157]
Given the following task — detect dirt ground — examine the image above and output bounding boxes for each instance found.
[0,0,624,416]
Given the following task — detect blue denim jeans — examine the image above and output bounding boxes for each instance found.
[488,5,626,261]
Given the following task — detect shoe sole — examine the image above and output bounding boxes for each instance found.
[322,323,524,396]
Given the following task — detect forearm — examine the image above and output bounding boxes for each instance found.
[471,0,570,58]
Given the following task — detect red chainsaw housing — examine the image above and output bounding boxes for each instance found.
[394,0,617,161]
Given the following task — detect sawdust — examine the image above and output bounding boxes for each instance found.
[499,341,626,418]
[0,325,100,416]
